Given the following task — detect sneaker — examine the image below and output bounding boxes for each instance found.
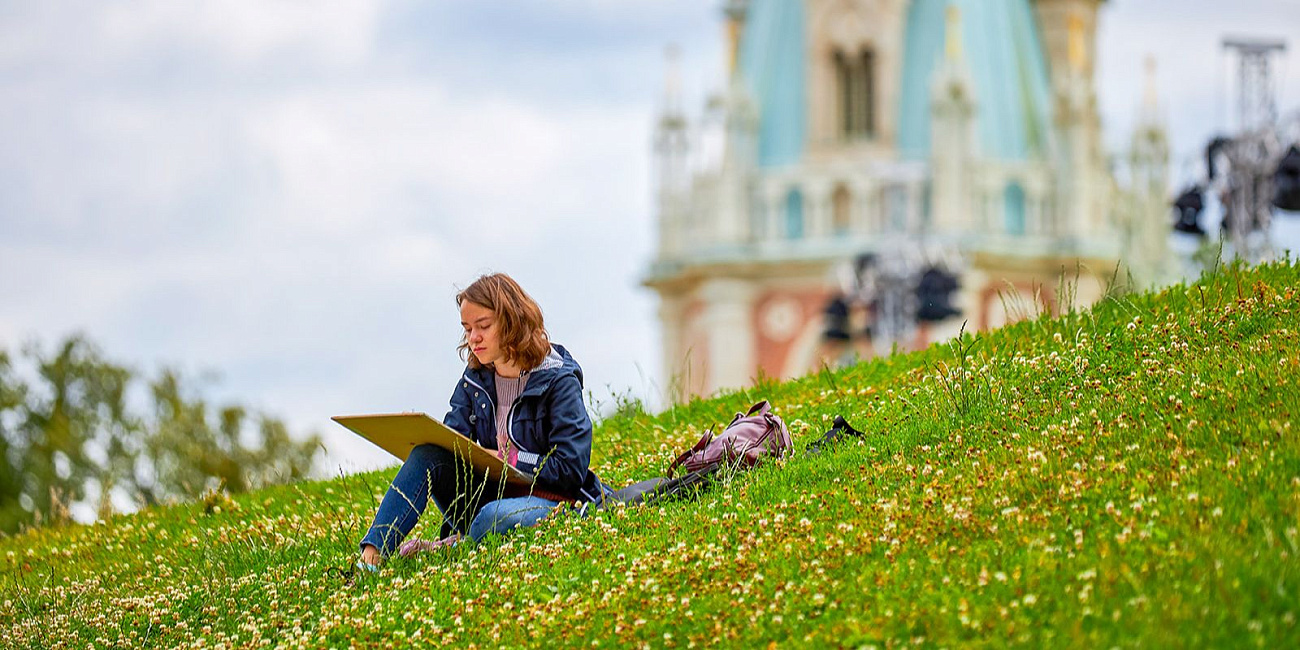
[397,533,463,558]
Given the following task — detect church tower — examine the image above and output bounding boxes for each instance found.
[805,0,910,161]
[1124,56,1176,287]
[1034,0,1108,241]
[929,6,977,234]
[645,0,1167,402]
[653,49,689,261]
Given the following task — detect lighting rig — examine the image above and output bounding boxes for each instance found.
[1173,37,1297,263]
[822,243,963,361]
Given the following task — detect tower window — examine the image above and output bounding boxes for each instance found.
[885,185,907,232]
[832,184,852,236]
[835,48,876,139]
[1004,183,1026,235]
[785,188,805,239]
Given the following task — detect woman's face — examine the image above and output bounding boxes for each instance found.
[460,301,501,366]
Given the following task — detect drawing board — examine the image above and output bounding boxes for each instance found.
[332,412,533,486]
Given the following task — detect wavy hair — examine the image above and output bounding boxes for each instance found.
[455,273,550,371]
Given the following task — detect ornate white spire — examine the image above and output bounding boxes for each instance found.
[930,4,977,234]
[654,45,690,259]
[1125,54,1174,287]
[723,0,748,77]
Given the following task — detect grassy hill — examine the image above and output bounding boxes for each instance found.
[2,259,1298,648]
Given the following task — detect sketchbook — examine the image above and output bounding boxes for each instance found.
[331,412,534,486]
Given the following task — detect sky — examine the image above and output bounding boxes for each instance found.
[1,0,1298,491]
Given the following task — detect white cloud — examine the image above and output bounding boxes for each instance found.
[100,0,382,69]
[0,1,683,479]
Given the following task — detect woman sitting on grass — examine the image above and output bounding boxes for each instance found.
[358,273,607,570]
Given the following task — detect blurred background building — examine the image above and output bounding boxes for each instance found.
[643,0,1186,400]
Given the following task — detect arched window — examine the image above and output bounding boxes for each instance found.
[885,185,907,232]
[785,188,804,239]
[1004,183,1026,235]
[834,48,876,139]
[832,184,852,236]
[921,181,933,230]
[750,204,766,242]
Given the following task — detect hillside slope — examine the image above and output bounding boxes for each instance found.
[2,259,1299,648]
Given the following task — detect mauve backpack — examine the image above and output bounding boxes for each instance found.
[667,400,792,477]
[604,400,792,508]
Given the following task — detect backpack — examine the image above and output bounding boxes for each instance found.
[601,400,792,509]
[667,400,792,477]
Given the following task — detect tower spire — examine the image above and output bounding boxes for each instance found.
[662,44,684,119]
[944,4,963,64]
[1141,55,1159,114]
[1067,14,1086,74]
[931,3,976,233]
[654,45,690,260]
[1125,53,1173,287]
[723,0,749,77]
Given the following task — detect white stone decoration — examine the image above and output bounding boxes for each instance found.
[760,298,802,342]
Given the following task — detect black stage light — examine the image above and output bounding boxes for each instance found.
[823,296,852,341]
[1273,145,1300,213]
[915,267,961,322]
[1172,185,1207,236]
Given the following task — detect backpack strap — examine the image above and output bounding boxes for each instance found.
[667,429,713,478]
[729,400,772,427]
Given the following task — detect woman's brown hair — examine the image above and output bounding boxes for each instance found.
[456,273,550,371]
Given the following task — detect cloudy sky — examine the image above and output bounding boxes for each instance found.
[1,0,1297,480]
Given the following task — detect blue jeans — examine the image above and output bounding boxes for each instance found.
[359,444,563,557]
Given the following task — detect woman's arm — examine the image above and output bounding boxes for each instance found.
[535,375,593,493]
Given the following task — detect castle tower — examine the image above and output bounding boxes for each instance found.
[1124,56,1175,287]
[645,0,1153,402]
[653,48,690,260]
[1035,0,1107,240]
[805,0,909,162]
[1032,0,1104,93]
[929,6,977,234]
[712,1,760,246]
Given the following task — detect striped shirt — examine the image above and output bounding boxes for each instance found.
[493,369,576,504]
[494,372,527,466]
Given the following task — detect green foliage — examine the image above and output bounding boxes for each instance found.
[2,259,1300,647]
[0,335,322,534]
[0,336,132,531]
[134,369,320,504]
[0,351,27,532]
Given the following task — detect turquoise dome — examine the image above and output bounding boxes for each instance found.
[737,0,1054,167]
[897,0,1054,162]
[738,0,806,169]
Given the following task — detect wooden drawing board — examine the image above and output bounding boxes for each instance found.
[331,412,533,486]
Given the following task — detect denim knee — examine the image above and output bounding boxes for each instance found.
[467,497,561,541]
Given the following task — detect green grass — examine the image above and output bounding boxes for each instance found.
[3,258,1299,648]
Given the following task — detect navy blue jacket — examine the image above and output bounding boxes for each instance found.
[442,344,605,503]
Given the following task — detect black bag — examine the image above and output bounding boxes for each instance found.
[804,415,866,454]
[605,468,716,507]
